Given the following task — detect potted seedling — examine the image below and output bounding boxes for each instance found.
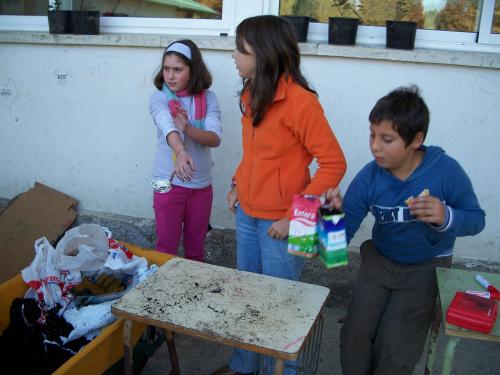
[283,15,312,43]
[386,0,417,50]
[282,0,317,43]
[71,0,101,35]
[328,0,363,45]
[283,0,317,42]
[48,0,72,34]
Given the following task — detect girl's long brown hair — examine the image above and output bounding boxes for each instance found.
[235,15,317,126]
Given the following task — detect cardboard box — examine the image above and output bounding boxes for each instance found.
[0,182,78,283]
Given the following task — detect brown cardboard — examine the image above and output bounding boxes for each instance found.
[0,182,78,283]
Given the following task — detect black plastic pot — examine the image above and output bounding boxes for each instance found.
[48,10,72,34]
[328,17,359,45]
[102,12,128,17]
[386,20,417,50]
[71,10,100,35]
[283,16,310,43]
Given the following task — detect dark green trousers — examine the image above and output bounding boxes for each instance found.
[340,240,452,375]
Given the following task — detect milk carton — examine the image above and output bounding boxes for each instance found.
[287,195,321,258]
[318,207,348,268]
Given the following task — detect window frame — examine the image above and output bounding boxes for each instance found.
[0,0,237,36]
[0,0,499,53]
[478,0,500,45]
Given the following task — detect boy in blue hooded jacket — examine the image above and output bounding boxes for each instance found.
[326,85,485,375]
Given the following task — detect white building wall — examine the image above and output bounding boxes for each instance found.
[1,42,499,262]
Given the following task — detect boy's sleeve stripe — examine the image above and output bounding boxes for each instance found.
[433,205,453,232]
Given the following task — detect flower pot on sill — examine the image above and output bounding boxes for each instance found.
[328,17,359,46]
[48,10,72,34]
[386,20,417,50]
[71,10,100,35]
[102,12,128,17]
[283,16,310,43]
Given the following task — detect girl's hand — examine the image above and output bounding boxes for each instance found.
[174,149,195,182]
[408,195,446,226]
[324,187,343,211]
[268,216,290,240]
[172,107,189,133]
[227,186,238,214]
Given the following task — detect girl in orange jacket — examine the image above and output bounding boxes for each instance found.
[219,15,347,375]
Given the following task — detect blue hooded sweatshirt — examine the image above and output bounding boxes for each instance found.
[344,145,485,264]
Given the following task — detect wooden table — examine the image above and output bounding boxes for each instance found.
[425,267,500,374]
[112,258,330,375]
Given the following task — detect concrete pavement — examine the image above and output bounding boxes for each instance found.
[77,211,500,374]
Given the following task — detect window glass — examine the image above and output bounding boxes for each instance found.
[493,0,500,33]
[0,0,222,19]
[93,0,222,19]
[279,0,481,32]
[0,0,46,15]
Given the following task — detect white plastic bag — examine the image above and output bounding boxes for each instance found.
[61,300,117,343]
[102,227,149,279]
[55,224,109,272]
[104,249,148,274]
[21,237,63,310]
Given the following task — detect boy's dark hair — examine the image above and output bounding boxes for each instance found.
[153,39,212,94]
[235,15,317,126]
[369,85,429,146]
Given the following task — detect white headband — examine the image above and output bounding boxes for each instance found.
[166,42,192,60]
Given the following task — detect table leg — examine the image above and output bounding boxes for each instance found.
[273,358,285,375]
[123,319,134,375]
[425,301,442,374]
[441,336,460,375]
[165,329,181,375]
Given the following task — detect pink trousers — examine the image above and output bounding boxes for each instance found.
[153,184,213,262]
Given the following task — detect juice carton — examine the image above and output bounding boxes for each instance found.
[318,207,348,268]
[287,194,321,258]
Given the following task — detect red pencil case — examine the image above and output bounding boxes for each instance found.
[446,291,498,334]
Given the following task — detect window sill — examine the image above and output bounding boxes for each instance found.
[315,43,500,69]
[1,31,499,70]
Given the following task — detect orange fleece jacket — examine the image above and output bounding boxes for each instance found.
[233,77,347,220]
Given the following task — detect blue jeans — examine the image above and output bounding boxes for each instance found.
[228,206,305,374]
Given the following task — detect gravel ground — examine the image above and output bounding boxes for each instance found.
[2,201,499,375]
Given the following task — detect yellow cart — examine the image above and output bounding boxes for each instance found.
[0,243,173,375]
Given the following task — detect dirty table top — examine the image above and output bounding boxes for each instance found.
[112,258,330,359]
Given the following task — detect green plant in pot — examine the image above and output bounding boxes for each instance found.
[283,15,312,43]
[282,0,316,43]
[328,0,363,45]
[333,0,362,19]
[386,0,417,50]
[48,0,72,34]
[71,0,101,35]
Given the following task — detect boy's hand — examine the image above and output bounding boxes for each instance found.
[324,187,343,211]
[268,216,290,240]
[408,195,446,226]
